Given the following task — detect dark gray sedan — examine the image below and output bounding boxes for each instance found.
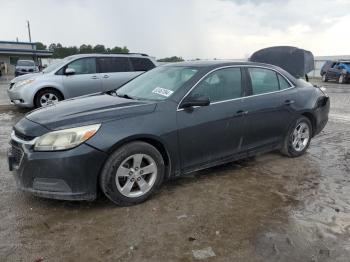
[8,61,330,205]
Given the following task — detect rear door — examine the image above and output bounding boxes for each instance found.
[240,67,297,151]
[177,67,246,171]
[62,57,102,98]
[97,57,140,92]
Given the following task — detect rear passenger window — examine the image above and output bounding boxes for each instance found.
[248,68,279,95]
[98,57,131,73]
[191,67,242,102]
[277,74,291,90]
[130,58,155,71]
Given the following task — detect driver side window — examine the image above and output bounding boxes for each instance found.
[66,58,96,75]
[191,67,242,102]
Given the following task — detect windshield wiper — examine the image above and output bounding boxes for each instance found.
[115,92,136,100]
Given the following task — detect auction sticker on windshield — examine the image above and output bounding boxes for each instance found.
[152,87,174,97]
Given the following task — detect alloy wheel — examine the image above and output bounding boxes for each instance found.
[291,122,310,152]
[40,93,59,107]
[115,153,158,198]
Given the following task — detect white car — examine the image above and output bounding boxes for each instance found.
[8,53,157,108]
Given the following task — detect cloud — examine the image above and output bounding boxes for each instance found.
[0,0,349,59]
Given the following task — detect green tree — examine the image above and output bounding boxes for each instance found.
[35,42,47,50]
[157,56,184,62]
[79,44,93,54]
[109,46,129,54]
[93,44,106,53]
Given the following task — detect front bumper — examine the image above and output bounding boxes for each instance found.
[7,88,34,108]
[8,136,108,201]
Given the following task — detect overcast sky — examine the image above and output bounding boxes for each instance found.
[1,0,350,59]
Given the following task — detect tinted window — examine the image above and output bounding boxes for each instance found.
[67,58,96,74]
[248,68,279,95]
[17,60,35,66]
[191,67,242,102]
[277,74,291,90]
[98,57,131,73]
[130,58,155,71]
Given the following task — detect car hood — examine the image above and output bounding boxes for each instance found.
[25,93,157,130]
[11,72,41,83]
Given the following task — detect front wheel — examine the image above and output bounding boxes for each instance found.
[34,89,63,108]
[100,141,165,206]
[281,116,312,157]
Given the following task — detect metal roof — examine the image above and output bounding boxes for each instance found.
[0,48,53,57]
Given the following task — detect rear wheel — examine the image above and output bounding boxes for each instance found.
[281,116,312,157]
[322,73,328,82]
[34,89,63,108]
[339,74,346,84]
[100,141,165,206]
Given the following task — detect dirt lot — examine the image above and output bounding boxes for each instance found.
[0,79,349,261]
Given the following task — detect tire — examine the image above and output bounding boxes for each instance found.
[34,89,63,108]
[280,116,312,157]
[338,74,346,84]
[100,141,165,206]
[322,73,328,82]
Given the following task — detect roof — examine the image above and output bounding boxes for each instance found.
[0,40,36,46]
[162,60,275,68]
[0,48,52,57]
[65,53,150,59]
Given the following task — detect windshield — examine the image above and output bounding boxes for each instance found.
[116,66,199,101]
[17,60,34,66]
[42,56,74,73]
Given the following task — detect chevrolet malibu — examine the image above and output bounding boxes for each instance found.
[8,61,330,206]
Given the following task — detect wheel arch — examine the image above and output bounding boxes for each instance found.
[33,87,65,106]
[301,112,316,137]
[107,135,172,179]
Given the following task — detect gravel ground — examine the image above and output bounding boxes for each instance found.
[0,78,349,261]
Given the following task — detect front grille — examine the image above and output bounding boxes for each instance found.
[10,145,24,167]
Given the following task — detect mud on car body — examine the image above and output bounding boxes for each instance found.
[8,61,330,206]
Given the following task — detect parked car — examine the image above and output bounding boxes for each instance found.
[321,60,350,84]
[8,53,156,108]
[15,60,39,77]
[8,61,330,205]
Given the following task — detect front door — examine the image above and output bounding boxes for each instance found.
[177,67,246,172]
[63,57,102,98]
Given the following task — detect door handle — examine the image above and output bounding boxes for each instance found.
[103,75,109,79]
[235,110,248,117]
[284,100,295,105]
[91,76,98,79]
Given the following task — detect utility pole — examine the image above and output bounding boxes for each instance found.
[27,20,32,42]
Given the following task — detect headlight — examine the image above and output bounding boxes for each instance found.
[14,79,34,88]
[34,124,101,151]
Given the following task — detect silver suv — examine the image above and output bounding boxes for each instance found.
[8,53,156,108]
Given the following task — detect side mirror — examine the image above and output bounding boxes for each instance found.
[180,94,210,109]
[65,68,75,75]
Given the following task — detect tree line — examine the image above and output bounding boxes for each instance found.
[36,42,129,58]
[36,42,184,62]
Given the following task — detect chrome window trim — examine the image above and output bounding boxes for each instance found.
[177,65,295,111]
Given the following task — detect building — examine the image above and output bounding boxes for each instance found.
[0,40,53,75]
